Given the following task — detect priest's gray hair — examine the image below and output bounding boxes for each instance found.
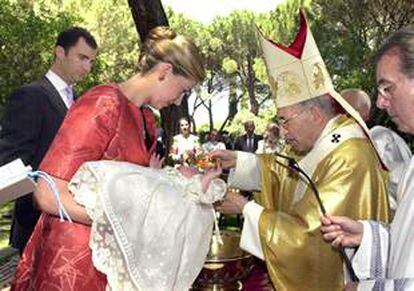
[296,94,337,118]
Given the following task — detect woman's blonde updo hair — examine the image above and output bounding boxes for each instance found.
[137,26,205,83]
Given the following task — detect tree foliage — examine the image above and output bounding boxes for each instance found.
[0,0,109,117]
[312,0,414,131]
[0,0,73,113]
[51,0,139,83]
[2,0,414,143]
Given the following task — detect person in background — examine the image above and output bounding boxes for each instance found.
[202,128,226,152]
[12,26,205,290]
[152,114,167,158]
[341,89,372,122]
[322,25,414,290]
[234,120,262,153]
[220,130,234,150]
[256,122,284,154]
[0,27,98,254]
[169,117,201,163]
[342,88,412,211]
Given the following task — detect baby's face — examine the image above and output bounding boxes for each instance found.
[178,165,199,178]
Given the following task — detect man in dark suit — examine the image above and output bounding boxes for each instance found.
[234,120,262,153]
[0,27,98,254]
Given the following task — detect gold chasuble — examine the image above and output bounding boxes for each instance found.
[252,10,390,290]
[256,115,389,290]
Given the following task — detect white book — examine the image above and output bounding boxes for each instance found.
[0,159,36,205]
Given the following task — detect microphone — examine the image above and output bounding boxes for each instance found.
[272,151,359,283]
[272,151,327,214]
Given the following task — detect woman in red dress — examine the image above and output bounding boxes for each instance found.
[12,26,205,290]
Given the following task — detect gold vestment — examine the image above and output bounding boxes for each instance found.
[256,116,389,290]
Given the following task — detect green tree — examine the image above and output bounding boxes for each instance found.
[0,0,74,115]
[210,11,262,115]
[167,8,232,131]
[0,0,109,117]
[78,0,139,83]
[312,0,414,128]
[37,0,139,83]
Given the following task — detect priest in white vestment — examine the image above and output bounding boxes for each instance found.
[341,88,412,211]
[321,25,414,290]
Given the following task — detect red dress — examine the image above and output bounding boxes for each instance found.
[12,84,156,290]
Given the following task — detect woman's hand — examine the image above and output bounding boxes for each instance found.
[320,215,364,248]
[149,153,165,169]
[34,176,91,225]
[200,163,223,192]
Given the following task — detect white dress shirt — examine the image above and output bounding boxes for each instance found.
[45,70,74,108]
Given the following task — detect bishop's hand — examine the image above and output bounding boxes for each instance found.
[214,191,247,214]
[210,150,237,169]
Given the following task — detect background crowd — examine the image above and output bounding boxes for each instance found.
[167,118,285,164]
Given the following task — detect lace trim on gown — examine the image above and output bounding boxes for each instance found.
[70,163,136,290]
[69,161,226,291]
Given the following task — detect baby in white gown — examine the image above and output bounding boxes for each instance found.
[68,157,226,291]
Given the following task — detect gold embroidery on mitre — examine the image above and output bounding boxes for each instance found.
[277,71,302,98]
[312,63,326,90]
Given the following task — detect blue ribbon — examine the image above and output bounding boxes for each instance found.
[28,171,72,222]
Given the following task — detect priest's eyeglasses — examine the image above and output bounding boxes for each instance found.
[277,111,307,128]
[377,82,394,98]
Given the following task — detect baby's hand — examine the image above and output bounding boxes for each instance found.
[178,165,199,178]
[149,153,165,169]
[203,163,222,179]
[201,163,222,192]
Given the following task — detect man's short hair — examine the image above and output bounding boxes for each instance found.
[375,25,414,78]
[244,120,254,127]
[56,27,98,52]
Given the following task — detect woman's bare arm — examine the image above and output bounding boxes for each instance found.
[34,176,91,225]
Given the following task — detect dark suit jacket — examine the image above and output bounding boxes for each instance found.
[234,133,262,153]
[0,77,68,252]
